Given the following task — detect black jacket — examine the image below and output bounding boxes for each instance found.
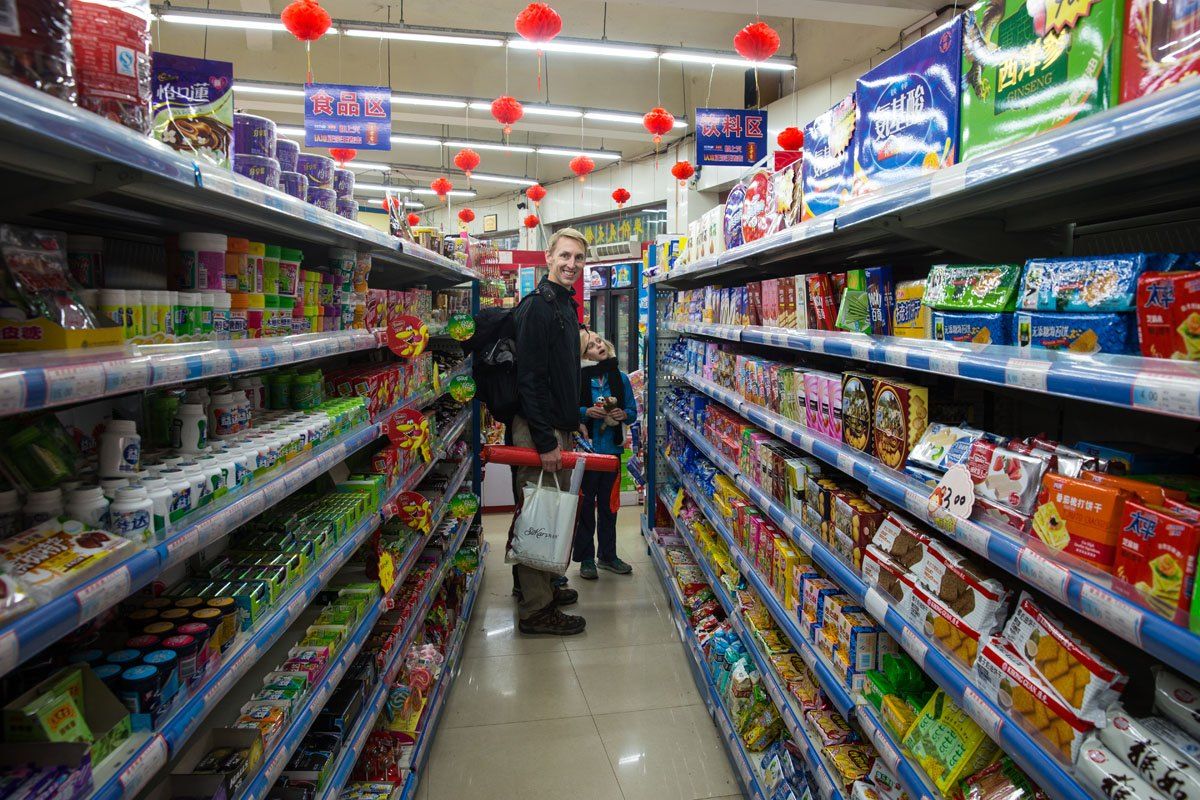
[513,278,581,453]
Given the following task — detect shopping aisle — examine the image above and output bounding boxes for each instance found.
[416,511,746,800]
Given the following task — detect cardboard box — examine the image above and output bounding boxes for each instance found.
[1121,0,1200,101]
[871,379,929,470]
[1033,474,1135,571]
[172,727,264,798]
[801,94,857,220]
[1115,500,1200,622]
[1137,270,1200,360]
[3,665,131,766]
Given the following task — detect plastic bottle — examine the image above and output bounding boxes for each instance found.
[99,419,141,478]
[263,294,279,337]
[23,488,63,528]
[198,292,215,336]
[225,237,249,294]
[167,291,179,339]
[123,290,145,339]
[177,463,210,507]
[211,292,232,341]
[145,291,166,338]
[193,455,225,498]
[173,404,208,453]
[99,477,129,501]
[0,488,21,537]
[210,392,240,438]
[329,247,355,290]
[178,233,228,292]
[155,467,192,522]
[263,245,281,295]
[228,292,249,340]
[110,486,155,545]
[278,247,302,297]
[176,292,199,338]
[137,476,173,537]
[246,293,265,338]
[65,486,109,529]
[245,241,265,293]
[98,288,126,330]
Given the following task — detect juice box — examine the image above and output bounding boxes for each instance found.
[802,93,857,220]
[1114,500,1200,622]
[960,0,1124,162]
[854,16,963,196]
[1121,0,1200,101]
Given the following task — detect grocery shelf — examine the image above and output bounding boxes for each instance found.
[669,320,1200,421]
[0,77,478,288]
[651,79,1200,287]
[663,408,1090,800]
[670,367,1200,685]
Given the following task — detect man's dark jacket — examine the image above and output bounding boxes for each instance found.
[512,277,580,453]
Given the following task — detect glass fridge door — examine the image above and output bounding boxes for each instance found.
[614,290,635,370]
[594,291,609,343]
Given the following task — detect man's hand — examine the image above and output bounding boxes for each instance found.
[607,408,627,423]
[540,446,563,472]
[585,406,607,419]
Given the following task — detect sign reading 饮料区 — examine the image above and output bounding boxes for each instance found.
[695,107,768,167]
[304,83,391,150]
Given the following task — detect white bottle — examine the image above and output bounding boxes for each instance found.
[137,476,173,537]
[166,290,179,339]
[210,392,240,439]
[210,451,237,495]
[157,454,184,469]
[173,403,208,453]
[65,487,110,529]
[193,455,225,496]
[228,446,253,487]
[177,463,211,507]
[99,419,141,479]
[97,288,126,329]
[155,468,193,522]
[0,488,21,537]
[125,289,144,337]
[23,488,63,528]
[109,486,155,546]
[99,477,128,502]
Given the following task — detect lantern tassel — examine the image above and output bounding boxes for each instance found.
[537,50,543,92]
[306,42,313,83]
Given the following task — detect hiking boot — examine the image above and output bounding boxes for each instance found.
[554,586,578,606]
[598,557,633,575]
[518,607,586,636]
[579,560,598,580]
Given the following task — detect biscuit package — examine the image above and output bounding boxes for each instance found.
[1137,270,1200,360]
[932,311,1015,346]
[893,280,931,339]
[1015,311,1137,355]
[1001,593,1127,724]
[909,423,987,473]
[903,689,999,795]
[825,743,874,788]
[974,637,1095,763]
[872,379,929,470]
[1122,0,1200,102]
[924,264,1022,312]
[1155,669,1200,742]
[801,94,857,221]
[967,440,1049,516]
[1101,706,1200,800]
[1115,500,1200,622]
[1019,254,1176,313]
[1032,473,1134,571]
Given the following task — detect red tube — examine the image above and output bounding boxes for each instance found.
[482,445,619,472]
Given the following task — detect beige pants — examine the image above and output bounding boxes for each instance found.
[508,415,575,619]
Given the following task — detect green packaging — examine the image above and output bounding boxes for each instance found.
[836,269,873,333]
[923,263,1022,311]
[960,0,1123,161]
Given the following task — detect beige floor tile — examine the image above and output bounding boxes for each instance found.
[461,594,565,658]
[594,704,743,800]
[442,649,591,728]
[562,574,681,652]
[422,716,624,800]
[569,641,703,714]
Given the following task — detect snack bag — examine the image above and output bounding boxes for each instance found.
[967,440,1049,515]
[924,264,1021,312]
[903,689,999,795]
[1101,705,1200,800]
[0,225,99,330]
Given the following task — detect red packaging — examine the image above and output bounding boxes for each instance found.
[1114,500,1200,622]
[747,281,763,326]
[70,0,152,134]
[761,279,779,327]
[0,0,75,100]
[807,273,837,331]
[1137,271,1200,360]
[967,439,1049,515]
[1121,0,1200,102]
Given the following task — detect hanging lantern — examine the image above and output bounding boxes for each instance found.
[612,187,630,208]
[569,155,595,182]
[734,20,781,62]
[523,214,540,228]
[525,183,546,208]
[514,3,562,91]
[453,148,481,184]
[458,208,476,225]
[382,196,401,212]
[491,95,524,137]
[329,147,357,165]
[671,160,695,184]
[406,212,421,227]
[281,0,331,41]
[430,177,453,203]
[642,107,675,146]
[777,126,804,151]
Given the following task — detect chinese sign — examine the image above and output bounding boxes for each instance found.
[304,83,391,150]
[695,108,768,167]
[518,267,536,299]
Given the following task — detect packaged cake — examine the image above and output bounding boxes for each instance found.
[1015,311,1136,354]
[960,0,1123,161]
[1121,0,1200,102]
[871,379,929,470]
[967,439,1050,515]
[1020,254,1174,312]
[802,94,857,220]
[1114,500,1200,622]
[909,423,987,473]
[892,280,931,339]
[1137,270,1200,360]
[151,53,234,169]
[931,311,1013,346]
[925,264,1021,312]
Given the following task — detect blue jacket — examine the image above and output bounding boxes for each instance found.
[579,371,637,455]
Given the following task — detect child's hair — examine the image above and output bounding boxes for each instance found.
[579,328,592,355]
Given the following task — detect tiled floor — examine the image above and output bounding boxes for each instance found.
[417,510,745,800]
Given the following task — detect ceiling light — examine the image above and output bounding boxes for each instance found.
[368,198,425,209]
[234,84,306,98]
[410,188,477,198]
[444,140,535,154]
[469,173,538,186]
[536,147,620,160]
[661,51,794,71]
[523,105,583,118]
[343,28,502,47]
[391,135,443,147]
[346,161,392,172]
[392,94,468,109]
[358,184,475,198]
[158,12,289,31]
[508,39,656,59]
[584,110,688,128]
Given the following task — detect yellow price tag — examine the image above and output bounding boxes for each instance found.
[378,549,396,594]
[672,488,685,518]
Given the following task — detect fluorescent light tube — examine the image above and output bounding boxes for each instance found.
[469,173,538,186]
[661,51,794,71]
[343,28,502,47]
[392,95,468,109]
[537,147,620,160]
[508,39,656,59]
[159,12,288,31]
[444,140,535,154]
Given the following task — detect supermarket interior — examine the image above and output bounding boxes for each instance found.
[2,0,1200,800]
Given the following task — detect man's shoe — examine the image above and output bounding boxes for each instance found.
[518,607,586,636]
[554,586,578,606]
[552,575,569,588]
[598,558,633,575]
[579,560,598,580]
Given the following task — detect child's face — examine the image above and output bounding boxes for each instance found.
[583,334,607,361]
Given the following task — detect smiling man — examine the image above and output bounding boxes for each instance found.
[509,227,589,636]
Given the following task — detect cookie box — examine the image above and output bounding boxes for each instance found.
[1115,500,1200,622]
[802,93,857,220]
[974,637,1095,763]
[1002,593,1128,724]
[1021,254,1177,312]
[871,379,929,470]
[785,457,822,517]
[1015,311,1136,354]
[966,439,1050,515]
[841,372,876,453]
[853,16,962,196]
[1137,270,1200,360]
[802,578,845,628]
[808,273,838,331]
[892,279,931,339]
[1032,473,1136,571]
[960,0,1123,162]
[837,611,881,673]
[1122,0,1200,102]
[932,311,1015,345]
[925,264,1022,312]
[824,593,865,636]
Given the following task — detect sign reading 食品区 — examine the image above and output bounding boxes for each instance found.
[304,83,391,151]
[695,108,768,167]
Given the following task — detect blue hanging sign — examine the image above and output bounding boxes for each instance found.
[695,108,768,167]
[304,83,392,150]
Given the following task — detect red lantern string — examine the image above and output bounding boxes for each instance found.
[777,126,804,151]
[329,147,357,165]
[733,20,781,61]
[569,155,594,182]
[457,208,476,227]
[514,3,562,91]
[430,177,453,204]
[642,107,675,146]
[525,183,546,208]
[281,0,331,82]
[491,95,524,140]
[453,148,481,187]
[406,212,421,227]
[670,160,695,183]
[523,214,540,228]
[612,187,630,208]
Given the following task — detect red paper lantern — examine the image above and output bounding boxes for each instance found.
[430,177,453,203]
[642,107,675,145]
[458,208,476,224]
[329,147,357,164]
[281,0,332,41]
[734,20,781,62]
[569,155,595,182]
[525,183,546,207]
[671,160,695,183]
[612,187,630,208]
[491,95,524,136]
[514,3,562,90]
[523,214,540,229]
[777,126,804,151]
[406,212,421,227]
[453,148,481,180]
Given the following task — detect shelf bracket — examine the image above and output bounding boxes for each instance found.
[874,216,1073,261]
[0,162,141,218]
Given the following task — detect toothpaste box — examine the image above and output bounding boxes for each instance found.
[802,93,857,220]
[932,311,1015,345]
[1015,311,1136,354]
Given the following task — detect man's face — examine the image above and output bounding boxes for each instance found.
[547,236,585,288]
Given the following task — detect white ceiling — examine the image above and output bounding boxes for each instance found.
[152,0,932,203]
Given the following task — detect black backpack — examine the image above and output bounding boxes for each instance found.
[461,286,569,425]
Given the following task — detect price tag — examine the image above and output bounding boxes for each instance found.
[928,350,963,377]
[1079,583,1143,646]
[884,347,907,367]
[900,626,928,668]
[871,722,902,773]
[814,767,835,800]
[151,358,188,386]
[236,347,262,371]
[1004,358,1051,393]
[961,687,1003,739]
[1132,376,1200,418]
[927,465,975,520]
[1017,547,1070,601]
[904,489,930,518]
[930,164,967,198]
[0,630,17,677]
[75,566,130,621]
[119,735,168,794]
[205,350,233,376]
[45,365,103,405]
[104,359,149,395]
[836,451,857,478]
[0,372,25,414]
[848,340,870,362]
[863,588,889,623]
[164,528,199,568]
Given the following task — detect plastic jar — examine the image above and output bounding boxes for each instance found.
[354,252,373,293]
[125,290,146,339]
[278,247,302,297]
[110,486,155,545]
[206,597,240,646]
[228,446,253,487]
[137,476,172,536]
[163,634,200,684]
[99,478,129,501]
[145,291,166,338]
[0,488,21,538]
[292,371,322,410]
[278,296,295,335]
[210,392,240,438]
[175,292,198,338]
[118,664,159,716]
[143,649,180,699]
[198,292,215,336]
[65,487,109,529]
[246,293,265,338]
[177,621,215,671]
[233,113,276,157]
[291,298,308,334]
[225,238,249,293]
[268,372,293,410]
[67,235,105,287]
[173,404,208,453]
[98,288,126,331]
[178,233,228,292]
[245,242,265,293]
[100,419,141,478]
[193,455,226,498]
[279,171,308,201]
[211,292,232,341]
[155,468,192,523]
[263,294,279,336]
[228,292,249,340]
[263,245,281,295]
[177,464,210,507]
[23,487,63,528]
[211,451,237,496]
[275,139,299,172]
[236,376,265,413]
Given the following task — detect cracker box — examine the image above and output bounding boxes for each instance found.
[1121,0,1200,101]
[802,93,857,220]
[1032,473,1135,571]
[853,17,963,196]
[1137,270,1200,360]
[841,372,876,453]
[1015,311,1136,354]
[960,0,1124,162]
[1115,500,1200,622]
[872,379,929,470]
[892,279,932,339]
[932,311,1015,345]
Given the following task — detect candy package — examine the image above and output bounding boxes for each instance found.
[903,689,998,795]
[0,520,135,603]
[924,264,1021,312]
[909,423,989,473]
[0,226,99,330]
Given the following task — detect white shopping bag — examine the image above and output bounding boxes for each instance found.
[507,459,586,573]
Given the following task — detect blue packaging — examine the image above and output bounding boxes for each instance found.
[1015,311,1136,354]
[1018,253,1179,311]
[853,16,962,196]
[931,311,1014,345]
[865,266,894,335]
[802,93,856,220]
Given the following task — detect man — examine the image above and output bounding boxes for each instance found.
[509,227,589,636]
